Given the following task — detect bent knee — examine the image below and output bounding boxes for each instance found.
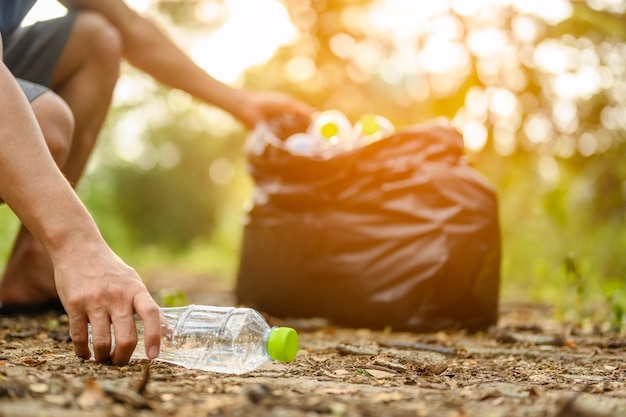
[31,92,74,166]
[74,11,123,68]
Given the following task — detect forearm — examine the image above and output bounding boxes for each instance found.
[61,0,313,129]
[121,17,249,118]
[0,64,103,260]
[61,0,248,118]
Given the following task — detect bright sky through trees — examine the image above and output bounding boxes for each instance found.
[22,0,626,161]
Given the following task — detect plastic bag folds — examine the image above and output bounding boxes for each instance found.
[236,120,501,332]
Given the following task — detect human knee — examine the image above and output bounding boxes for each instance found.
[74,11,123,74]
[31,92,75,166]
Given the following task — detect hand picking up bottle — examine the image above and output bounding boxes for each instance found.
[89,305,299,375]
[282,110,395,158]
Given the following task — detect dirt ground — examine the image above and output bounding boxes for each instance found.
[1,272,625,417]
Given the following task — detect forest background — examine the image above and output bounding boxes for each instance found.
[1,0,624,332]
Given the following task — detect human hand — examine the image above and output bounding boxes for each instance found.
[235,91,316,133]
[53,243,161,365]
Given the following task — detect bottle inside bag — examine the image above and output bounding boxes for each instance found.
[283,110,395,158]
[353,113,395,146]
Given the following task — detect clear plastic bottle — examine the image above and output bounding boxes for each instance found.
[284,132,324,157]
[91,305,299,375]
[281,110,394,158]
[353,113,395,146]
[306,110,356,157]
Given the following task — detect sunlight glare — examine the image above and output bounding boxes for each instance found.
[419,39,468,74]
[467,28,508,59]
[368,0,449,42]
[127,0,150,13]
[429,15,464,41]
[524,113,553,144]
[158,142,181,169]
[351,39,385,74]
[450,0,500,17]
[329,33,357,59]
[577,133,598,157]
[189,0,297,84]
[493,127,517,155]
[552,100,578,134]
[554,135,576,158]
[209,157,235,185]
[21,0,66,26]
[285,56,316,83]
[511,15,542,44]
[534,40,579,74]
[551,66,603,101]
[113,112,148,163]
[461,121,488,152]
[537,155,560,187]
[586,0,626,14]
[574,66,603,99]
[511,0,572,24]
[489,88,518,118]
[465,87,489,121]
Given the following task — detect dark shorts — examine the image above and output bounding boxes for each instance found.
[3,12,77,102]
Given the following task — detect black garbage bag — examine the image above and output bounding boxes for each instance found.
[236,121,501,332]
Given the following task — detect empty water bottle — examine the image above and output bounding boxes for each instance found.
[306,110,357,157]
[262,110,395,158]
[353,113,395,146]
[284,132,324,157]
[90,305,299,375]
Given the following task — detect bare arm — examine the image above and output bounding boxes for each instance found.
[60,0,314,128]
[0,62,161,365]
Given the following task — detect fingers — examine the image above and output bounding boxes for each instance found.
[69,313,91,360]
[65,286,160,366]
[134,293,161,359]
[272,94,316,119]
[53,245,160,366]
[241,91,315,129]
[89,311,113,363]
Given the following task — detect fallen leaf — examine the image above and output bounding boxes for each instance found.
[373,392,404,402]
[21,358,47,367]
[366,369,397,379]
[29,383,49,394]
[528,386,543,397]
[76,378,108,410]
[101,382,151,409]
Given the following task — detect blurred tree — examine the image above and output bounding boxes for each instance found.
[83,82,246,253]
[76,0,624,290]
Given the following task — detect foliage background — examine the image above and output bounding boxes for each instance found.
[1,0,624,327]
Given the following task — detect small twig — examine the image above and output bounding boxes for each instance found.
[492,329,570,346]
[356,364,399,374]
[134,360,152,395]
[336,343,379,356]
[378,341,464,356]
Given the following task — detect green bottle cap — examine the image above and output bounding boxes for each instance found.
[267,327,299,362]
[320,121,340,139]
[359,114,380,135]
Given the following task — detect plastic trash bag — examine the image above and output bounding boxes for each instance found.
[236,119,501,332]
